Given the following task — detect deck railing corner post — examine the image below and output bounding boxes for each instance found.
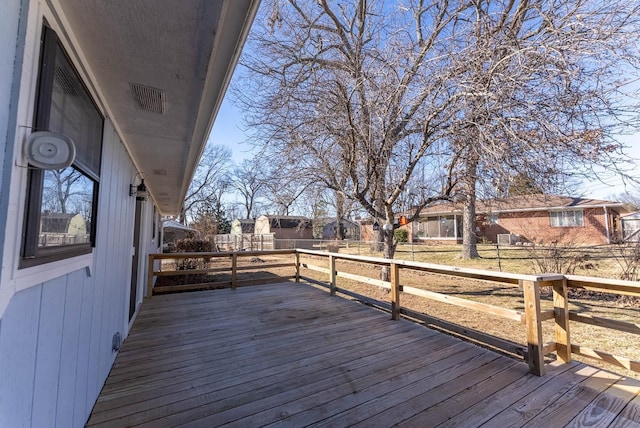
[390,262,401,320]
[553,277,572,363]
[231,253,238,289]
[295,251,300,283]
[522,279,545,376]
[329,254,336,296]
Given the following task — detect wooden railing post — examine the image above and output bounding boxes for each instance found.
[553,278,571,363]
[522,279,544,376]
[294,251,300,282]
[329,254,336,296]
[231,253,238,289]
[390,262,400,320]
[146,253,155,298]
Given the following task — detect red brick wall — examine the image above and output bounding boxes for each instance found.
[478,207,618,245]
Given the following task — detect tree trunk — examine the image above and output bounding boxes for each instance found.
[462,151,480,259]
[380,208,398,281]
[335,190,344,240]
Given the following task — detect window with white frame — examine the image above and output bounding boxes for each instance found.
[550,209,584,227]
[20,25,103,268]
[415,215,461,238]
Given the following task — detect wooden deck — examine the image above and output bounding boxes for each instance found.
[87,282,640,427]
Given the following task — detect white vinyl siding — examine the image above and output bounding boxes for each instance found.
[0,119,143,427]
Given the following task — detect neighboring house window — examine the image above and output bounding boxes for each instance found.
[416,215,461,238]
[487,214,499,225]
[550,209,584,227]
[20,26,103,268]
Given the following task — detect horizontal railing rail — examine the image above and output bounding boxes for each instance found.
[146,248,640,377]
[561,275,640,373]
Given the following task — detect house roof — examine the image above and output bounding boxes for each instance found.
[256,215,312,229]
[233,219,256,224]
[320,218,360,228]
[621,211,640,220]
[56,0,260,215]
[419,195,634,215]
[162,219,196,232]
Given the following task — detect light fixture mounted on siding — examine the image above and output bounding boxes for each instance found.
[130,173,149,201]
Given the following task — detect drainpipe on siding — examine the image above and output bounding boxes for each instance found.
[603,205,611,244]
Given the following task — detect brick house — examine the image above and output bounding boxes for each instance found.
[410,195,633,245]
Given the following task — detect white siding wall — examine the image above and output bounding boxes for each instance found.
[0,118,153,427]
[0,2,161,426]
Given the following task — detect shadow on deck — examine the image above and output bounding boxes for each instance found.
[87,282,640,427]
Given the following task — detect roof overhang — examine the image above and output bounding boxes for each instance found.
[56,0,260,214]
[162,219,196,232]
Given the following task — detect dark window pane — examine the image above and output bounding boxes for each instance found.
[49,44,103,179]
[426,218,439,237]
[441,216,455,237]
[21,26,103,266]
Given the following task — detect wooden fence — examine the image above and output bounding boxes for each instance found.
[146,249,640,377]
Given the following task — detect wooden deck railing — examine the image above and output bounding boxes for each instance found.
[146,249,640,377]
[146,250,298,296]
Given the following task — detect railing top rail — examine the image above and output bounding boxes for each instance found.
[565,274,640,296]
[295,249,561,284]
[150,249,297,259]
[565,274,640,288]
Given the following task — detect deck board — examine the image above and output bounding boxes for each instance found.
[87,282,640,427]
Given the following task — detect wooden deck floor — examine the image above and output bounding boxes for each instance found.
[87,282,640,427]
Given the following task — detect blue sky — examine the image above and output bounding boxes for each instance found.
[209,96,255,164]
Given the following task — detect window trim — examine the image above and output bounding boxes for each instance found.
[550,209,584,228]
[417,215,462,239]
[20,25,103,268]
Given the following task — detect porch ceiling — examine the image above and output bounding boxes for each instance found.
[56,0,259,214]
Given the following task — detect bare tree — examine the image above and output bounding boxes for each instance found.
[237,1,469,278]
[448,0,640,259]
[181,144,232,224]
[230,158,265,219]
[42,168,93,216]
[261,162,313,216]
[236,0,640,276]
[613,188,640,210]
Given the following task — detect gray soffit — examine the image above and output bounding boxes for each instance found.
[56,0,260,214]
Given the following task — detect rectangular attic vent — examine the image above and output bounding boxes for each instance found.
[130,83,166,114]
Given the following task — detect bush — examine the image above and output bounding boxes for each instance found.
[175,239,216,253]
[394,228,409,243]
[326,240,340,253]
[174,238,216,272]
[525,241,594,274]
